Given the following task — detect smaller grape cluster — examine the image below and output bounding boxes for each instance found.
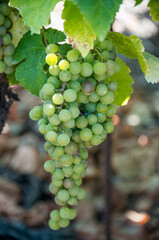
[29,39,120,230]
[0,3,15,74]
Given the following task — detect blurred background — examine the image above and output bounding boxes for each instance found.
[0,0,159,239]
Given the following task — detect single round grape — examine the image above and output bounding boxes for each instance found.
[94,73,107,81]
[98,39,113,51]
[54,160,63,168]
[72,130,81,143]
[71,73,80,81]
[63,178,74,189]
[63,165,74,177]
[114,61,121,73]
[54,146,65,157]
[74,163,84,174]
[50,210,60,221]
[49,114,61,126]
[106,60,116,76]
[2,33,12,45]
[65,142,78,155]
[57,133,70,146]
[96,103,108,113]
[100,91,114,105]
[46,44,58,54]
[79,148,88,159]
[82,80,95,95]
[59,109,71,122]
[4,17,12,29]
[60,154,74,166]
[3,55,13,67]
[39,124,47,134]
[55,195,66,206]
[59,219,70,228]
[67,49,79,62]
[91,135,101,146]
[75,179,82,186]
[107,81,117,92]
[52,178,63,187]
[97,113,107,123]
[52,93,64,105]
[48,219,60,230]
[0,26,6,36]
[59,70,71,82]
[80,128,93,141]
[93,62,107,75]
[59,59,70,71]
[42,83,54,96]
[69,185,79,197]
[80,62,93,77]
[49,182,59,194]
[59,207,71,219]
[89,92,99,102]
[74,156,81,165]
[5,66,14,75]
[46,131,57,143]
[0,3,11,16]
[44,160,55,173]
[69,209,77,220]
[53,168,64,180]
[96,84,108,96]
[0,13,5,25]
[102,50,110,60]
[69,106,80,119]
[71,172,81,180]
[43,103,55,116]
[76,92,88,103]
[38,118,47,126]
[49,65,60,76]
[45,123,54,132]
[44,141,53,151]
[46,53,58,66]
[87,114,97,125]
[68,197,77,206]
[107,105,116,117]
[29,106,43,120]
[84,52,94,63]
[76,116,88,129]
[69,61,81,74]
[69,81,81,92]
[0,60,6,73]
[3,44,15,56]
[63,119,75,128]
[77,188,86,200]
[47,76,61,88]
[85,102,97,113]
[92,123,103,135]
[63,89,77,102]
[103,121,114,133]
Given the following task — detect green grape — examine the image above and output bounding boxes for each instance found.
[79,148,88,159]
[100,130,107,141]
[84,52,94,63]
[0,13,5,25]
[75,179,82,186]
[59,207,71,219]
[42,83,54,96]
[49,182,59,194]
[5,66,14,74]
[46,123,54,132]
[100,91,114,105]
[69,209,77,220]
[63,165,74,177]
[71,172,81,180]
[50,210,60,221]
[46,131,57,143]
[69,106,80,119]
[4,17,12,29]
[48,147,55,158]
[106,60,116,76]
[69,185,79,197]
[78,76,86,84]
[76,92,88,103]
[46,44,58,54]
[69,61,81,74]
[88,92,99,102]
[3,44,15,56]
[3,55,13,66]
[43,103,55,116]
[72,130,81,143]
[59,219,70,228]
[96,84,108,96]
[107,105,116,117]
[49,114,61,126]
[80,128,93,141]
[58,189,70,202]
[91,135,101,145]
[77,188,86,200]
[98,39,113,51]
[82,80,95,95]
[52,178,63,187]
[0,47,3,57]
[38,118,47,126]
[59,70,71,82]
[46,53,58,66]
[114,61,121,73]
[47,76,61,88]
[0,3,11,16]
[107,81,117,92]
[0,26,6,36]
[71,73,80,81]
[65,142,78,155]
[87,77,97,87]
[59,60,69,71]
[44,141,53,151]
[93,62,107,75]
[102,50,110,60]
[92,123,103,135]
[109,48,117,60]
[68,197,77,206]
[60,154,74,166]
[80,62,93,77]
[85,102,97,113]
[63,89,77,102]
[57,133,70,146]
[103,121,114,133]
[54,146,64,156]
[94,73,107,81]
[0,60,6,73]
[53,168,64,180]
[74,156,81,164]
[2,33,12,45]
[59,109,71,122]
[87,114,97,125]
[96,103,108,113]
[74,163,84,174]
[54,160,63,168]
[76,116,88,129]
[55,195,66,206]
[29,106,43,121]
[44,160,55,173]
[63,119,75,128]
[49,65,60,76]
[63,178,74,189]
[97,113,107,123]
[67,49,79,62]
[52,93,64,105]
[48,219,60,230]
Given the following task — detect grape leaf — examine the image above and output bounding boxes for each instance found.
[105,59,134,106]
[45,28,66,44]
[9,11,29,47]
[142,52,159,84]
[7,73,19,85]
[135,0,143,6]
[148,0,159,21]
[69,0,122,41]
[12,31,47,96]
[107,32,148,74]
[62,1,96,57]
[58,43,72,55]
[9,0,60,34]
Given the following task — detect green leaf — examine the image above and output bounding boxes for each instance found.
[9,11,29,47]
[142,52,159,84]
[9,0,60,34]
[58,43,72,55]
[105,59,134,106]
[12,31,47,96]
[135,0,143,6]
[62,1,96,57]
[107,32,148,74]
[148,0,159,21]
[69,0,122,41]
[7,73,19,85]
[45,28,66,44]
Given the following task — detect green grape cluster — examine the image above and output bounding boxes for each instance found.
[29,39,120,230]
[0,3,15,74]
